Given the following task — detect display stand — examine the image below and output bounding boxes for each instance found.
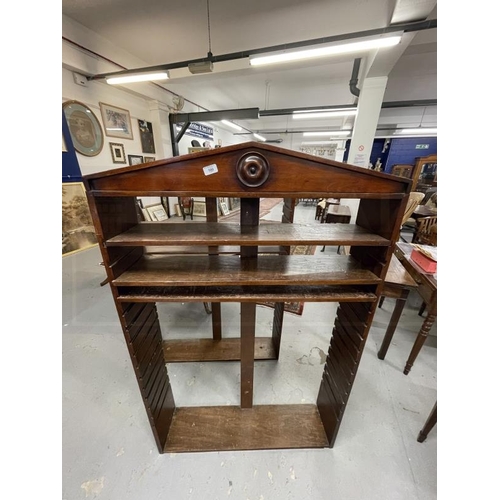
[84,143,410,453]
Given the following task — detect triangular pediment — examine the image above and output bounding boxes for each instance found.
[84,142,410,198]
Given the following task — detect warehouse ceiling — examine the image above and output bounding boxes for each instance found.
[62,0,437,140]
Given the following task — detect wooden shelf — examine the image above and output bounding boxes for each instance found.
[163,337,278,362]
[84,142,410,453]
[106,222,391,247]
[164,404,328,452]
[116,284,378,303]
[113,255,382,287]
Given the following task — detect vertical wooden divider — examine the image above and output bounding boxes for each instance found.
[205,197,222,340]
[240,198,260,408]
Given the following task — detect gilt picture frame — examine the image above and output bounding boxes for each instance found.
[99,102,134,140]
[146,204,169,221]
[192,200,207,217]
[62,182,98,256]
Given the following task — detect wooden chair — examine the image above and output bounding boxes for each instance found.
[315,199,326,220]
[178,196,194,220]
[412,215,437,245]
[400,192,425,241]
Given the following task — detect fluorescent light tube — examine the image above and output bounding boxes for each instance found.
[106,72,169,84]
[397,128,437,134]
[293,110,357,120]
[303,131,350,136]
[253,133,266,141]
[301,141,339,145]
[250,36,401,66]
[221,120,243,131]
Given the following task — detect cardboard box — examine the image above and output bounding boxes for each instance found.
[411,248,437,273]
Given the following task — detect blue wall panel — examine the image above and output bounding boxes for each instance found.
[384,137,437,173]
[62,110,83,183]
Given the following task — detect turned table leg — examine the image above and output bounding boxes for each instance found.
[417,402,437,442]
[377,289,410,360]
[404,301,437,375]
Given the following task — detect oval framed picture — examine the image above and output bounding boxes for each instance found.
[63,100,104,156]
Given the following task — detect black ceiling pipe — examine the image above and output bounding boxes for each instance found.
[349,58,361,97]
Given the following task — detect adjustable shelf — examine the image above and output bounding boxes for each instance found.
[84,142,411,453]
[106,222,391,247]
[112,255,382,287]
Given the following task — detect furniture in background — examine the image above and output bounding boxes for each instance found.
[413,215,437,245]
[83,142,410,453]
[377,255,418,361]
[392,242,437,375]
[320,205,352,252]
[412,154,437,192]
[315,199,326,220]
[400,192,426,241]
[391,164,414,179]
[417,402,437,442]
[320,198,341,223]
[178,196,194,220]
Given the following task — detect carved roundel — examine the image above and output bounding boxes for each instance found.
[236,152,270,187]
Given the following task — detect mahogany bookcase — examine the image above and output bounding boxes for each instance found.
[83,142,411,453]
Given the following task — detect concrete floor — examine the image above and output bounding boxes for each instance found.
[62,201,437,500]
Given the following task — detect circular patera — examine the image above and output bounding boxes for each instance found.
[63,100,104,156]
[236,152,270,187]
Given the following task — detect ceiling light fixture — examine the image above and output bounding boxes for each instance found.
[250,36,401,66]
[106,71,169,85]
[301,140,342,145]
[293,110,357,120]
[221,120,243,131]
[303,131,350,137]
[397,128,437,134]
[253,133,266,141]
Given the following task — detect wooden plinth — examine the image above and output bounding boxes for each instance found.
[164,404,329,452]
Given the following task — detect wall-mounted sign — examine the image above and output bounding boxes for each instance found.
[416,144,430,149]
[185,123,214,141]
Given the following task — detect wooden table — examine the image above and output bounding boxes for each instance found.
[325,204,351,224]
[393,242,437,375]
[320,198,340,223]
[320,205,351,252]
[377,255,418,361]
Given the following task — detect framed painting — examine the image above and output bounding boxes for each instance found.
[192,200,207,217]
[128,154,144,166]
[110,142,126,164]
[62,182,98,256]
[62,100,103,156]
[138,119,156,154]
[99,102,134,139]
[220,201,229,216]
[146,204,169,221]
[144,156,155,163]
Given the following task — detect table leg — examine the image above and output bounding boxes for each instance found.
[404,302,437,375]
[417,402,437,442]
[377,290,409,360]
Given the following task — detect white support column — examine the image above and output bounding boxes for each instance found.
[148,100,173,160]
[344,76,388,221]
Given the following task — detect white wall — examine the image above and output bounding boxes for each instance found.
[63,67,162,176]
[63,16,248,181]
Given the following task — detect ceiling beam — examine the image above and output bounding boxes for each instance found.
[169,108,260,124]
[88,19,437,81]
